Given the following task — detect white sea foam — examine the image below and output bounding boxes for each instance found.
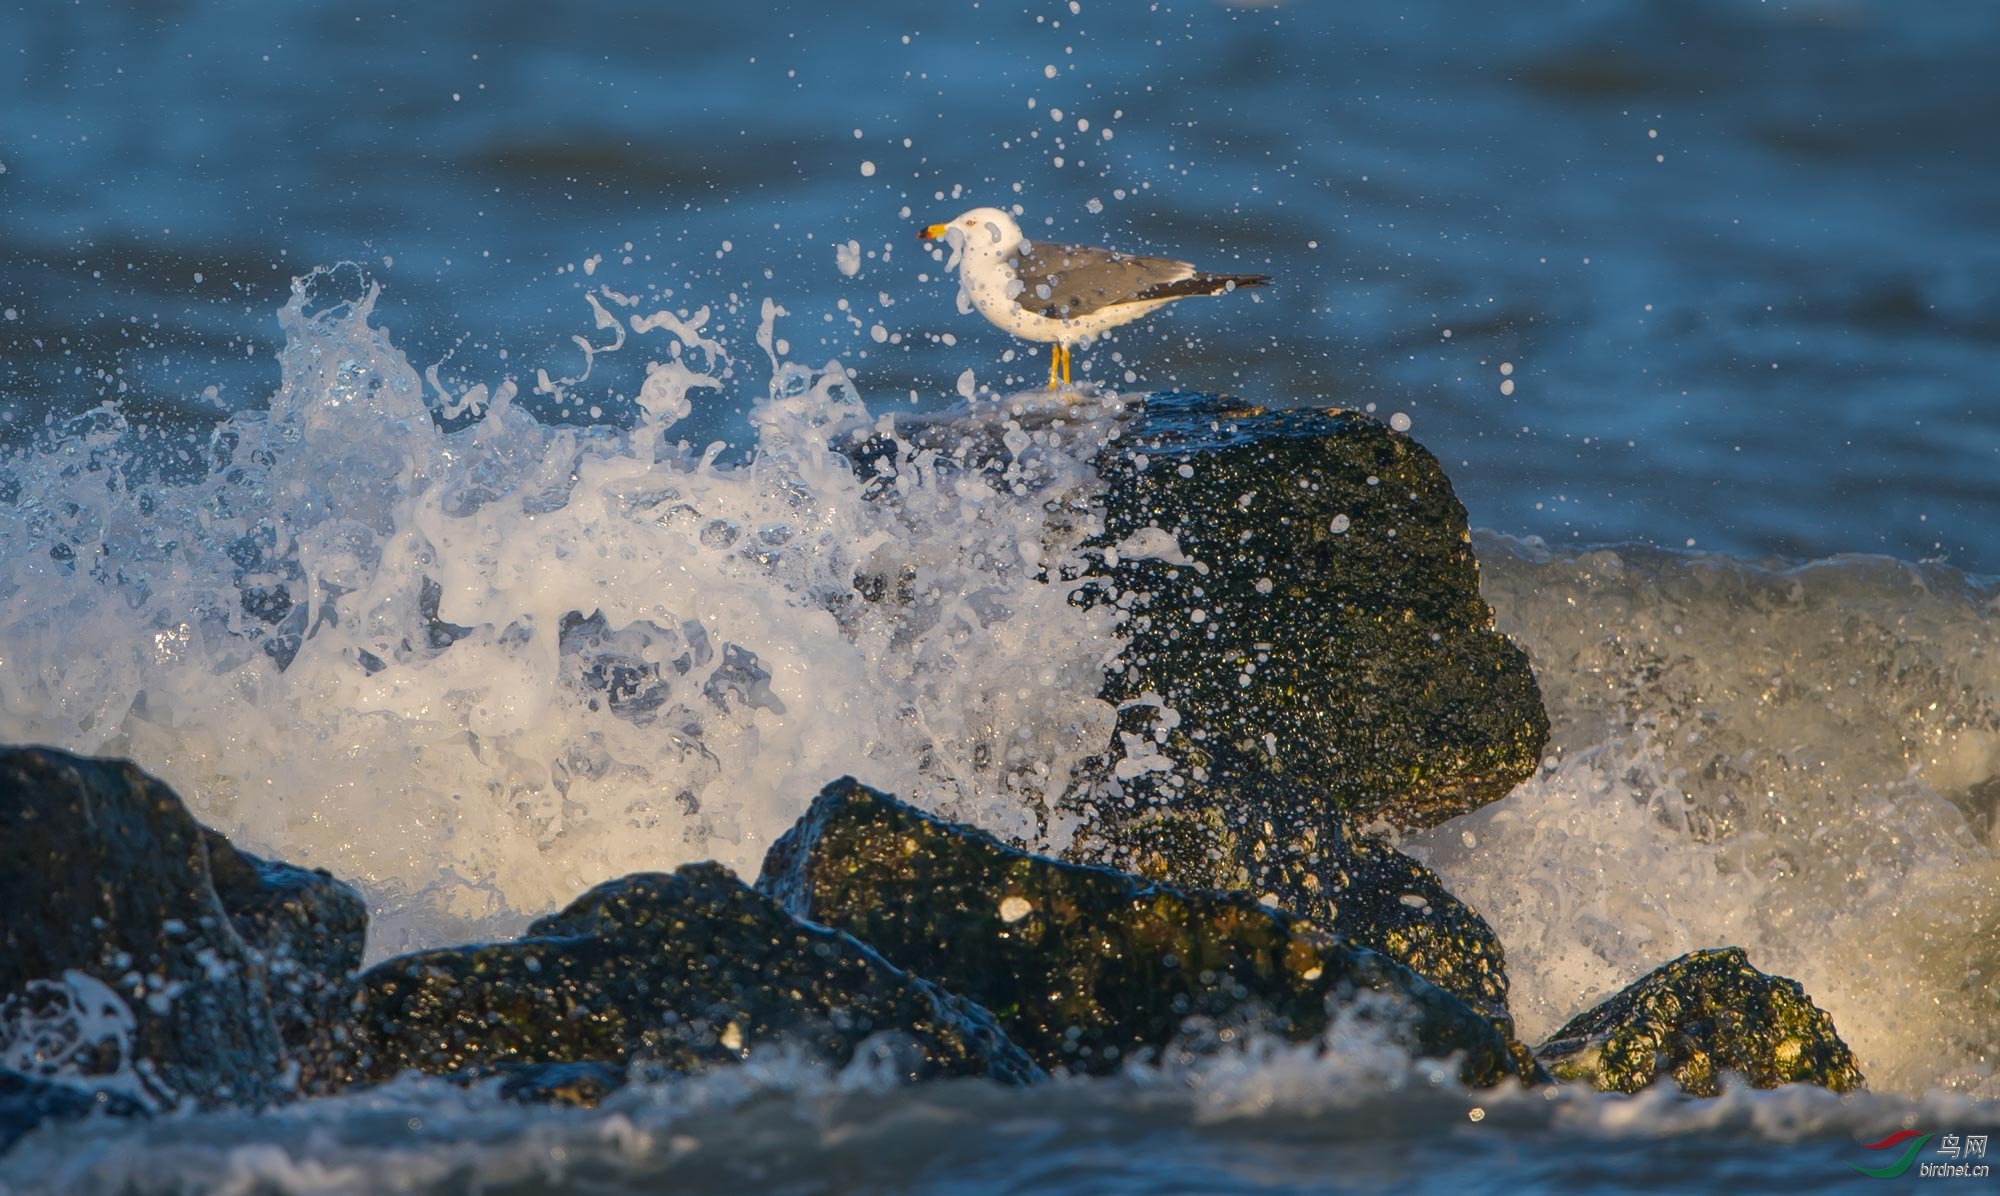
[0,972,156,1109]
[1412,535,2000,1097]
[0,266,1121,957]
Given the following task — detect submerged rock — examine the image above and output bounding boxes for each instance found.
[0,1068,149,1157]
[487,1061,629,1108]
[201,830,367,1074]
[0,747,285,1109]
[758,778,1527,1086]
[320,862,1038,1093]
[1534,947,1864,1095]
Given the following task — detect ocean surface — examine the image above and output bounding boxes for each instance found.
[2,0,1998,1192]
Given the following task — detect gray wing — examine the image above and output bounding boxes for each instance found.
[1007,243,1192,318]
[1008,242,1268,319]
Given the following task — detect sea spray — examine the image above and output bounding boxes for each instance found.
[1412,535,2000,1096]
[3,266,1995,1108]
[0,266,1122,957]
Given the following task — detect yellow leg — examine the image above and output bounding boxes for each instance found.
[1062,343,1072,387]
[1048,344,1062,390]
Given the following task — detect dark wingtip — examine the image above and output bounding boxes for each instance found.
[1135,273,1273,302]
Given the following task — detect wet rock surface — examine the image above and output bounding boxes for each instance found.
[201,830,367,1074]
[1067,393,1548,836]
[1323,833,1512,1022]
[1060,750,1515,1026]
[0,746,285,1110]
[1039,393,1538,1029]
[319,861,1039,1092]
[1534,947,1864,1095]
[845,394,1540,1029]
[758,778,1526,1086]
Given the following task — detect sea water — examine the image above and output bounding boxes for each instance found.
[0,273,1996,1195]
[7,0,1998,569]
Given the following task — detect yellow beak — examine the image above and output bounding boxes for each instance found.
[917,223,948,241]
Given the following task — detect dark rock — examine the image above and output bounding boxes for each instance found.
[758,778,1526,1086]
[1042,395,1542,1040]
[844,394,1543,1031]
[201,829,367,1077]
[1066,393,1547,838]
[1323,833,1511,1023]
[319,862,1038,1090]
[0,1068,149,1157]
[1059,749,1514,1027]
[1534,947,1864,1095]
[0,747,285,1109]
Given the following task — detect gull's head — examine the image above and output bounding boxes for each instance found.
[917,207,1024,262]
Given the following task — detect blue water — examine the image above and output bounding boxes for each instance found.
[6,0,1998,566]
[4,2,2000,1192]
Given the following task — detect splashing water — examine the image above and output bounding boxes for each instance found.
[0,972,154,1109]
[4,269,1997,1114]
[0,266,1122,956]
[1412,536,2000,1097]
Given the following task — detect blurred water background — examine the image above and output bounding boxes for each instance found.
[6,0,1996,568]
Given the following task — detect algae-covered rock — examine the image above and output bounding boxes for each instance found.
[1049,395,1542,1034]
[201,829,366,1074]
[758,778,1525,1086]
[0,1068,149,1157]
[1069,393,1547,836]
[321,862,1038,1091]
[1323,833,1511,1022]
[0,747,285,1109]
[1534,947,1863,1095]
[1060,748,1513,1025]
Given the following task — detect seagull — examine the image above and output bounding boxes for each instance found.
[917,207,1270,390]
